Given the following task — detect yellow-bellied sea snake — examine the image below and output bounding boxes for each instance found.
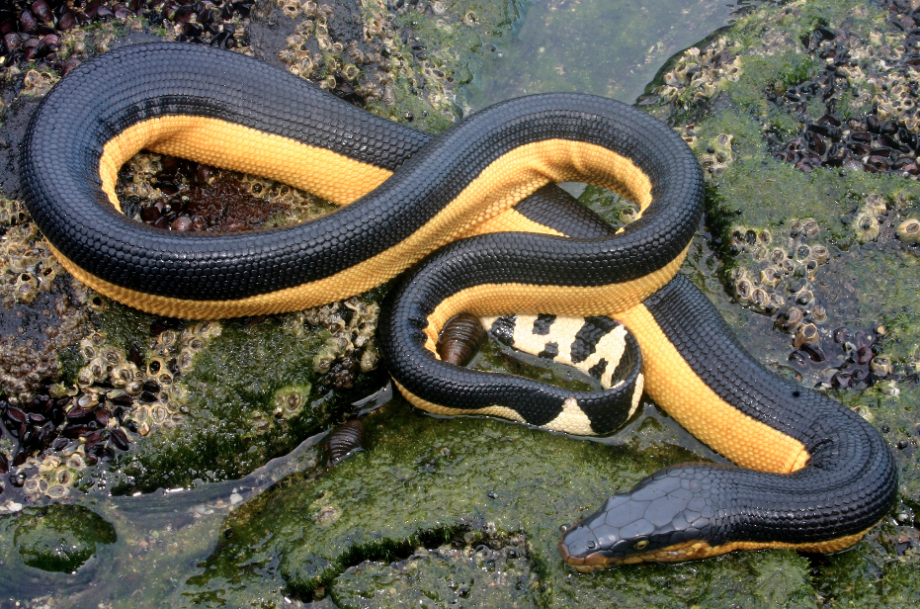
[20,42,896,568]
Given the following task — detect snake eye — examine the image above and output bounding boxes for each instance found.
[634,539,649,550]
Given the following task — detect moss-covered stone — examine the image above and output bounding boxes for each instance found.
[10,504,116,573]
[332,535,540,608]
[173,2,920,607]
[176,397,819,608]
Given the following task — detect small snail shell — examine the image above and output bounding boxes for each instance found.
[437,313,486,366]
[326,419,365,468]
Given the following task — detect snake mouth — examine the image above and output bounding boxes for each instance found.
[558,535,620,572]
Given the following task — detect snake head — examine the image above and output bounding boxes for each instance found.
[559,470,716,570]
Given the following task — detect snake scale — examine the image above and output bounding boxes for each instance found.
[20,43,896,568]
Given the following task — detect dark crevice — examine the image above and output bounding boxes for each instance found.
[286,524,470,602]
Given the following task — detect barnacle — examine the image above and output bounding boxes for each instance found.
[793,323,820,349]
[863,194,887,217]
[273,384,312,419]
[896,218,920,244]
[760,267,782,289]
[698,133,735,177]
[870,356,893,377]
[768,247,787,265]
[853,212,880,242]
[809,245,830,265]
[657,37,742,105]
[734,277,753,302]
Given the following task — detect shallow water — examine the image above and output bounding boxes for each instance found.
[463,0,762,110]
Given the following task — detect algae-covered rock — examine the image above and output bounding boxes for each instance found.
[333,536,540,609]
[177,397,817,609]
[11,504,116,573]
[100,296,388,494]
[177,2,920,607]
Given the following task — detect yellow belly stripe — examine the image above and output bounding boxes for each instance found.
[395,380,608,436]
[464,209,565,237]
[613,304,809,474]
[99,116,394,212]
[600,527,872,567]
[394,380,528,425]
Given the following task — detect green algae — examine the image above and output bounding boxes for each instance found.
[809,522,920,608]
[331,535,540,608]
[661,0,920,379]
[2,504,116,573]
[204,1,920,606]
[365,0,528,131]
[841,381,920,506]
[644,3,920,603]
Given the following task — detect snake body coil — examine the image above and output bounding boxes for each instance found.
[21,43,896,568]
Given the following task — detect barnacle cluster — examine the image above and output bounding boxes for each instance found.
[305,297,381,390]
[728,216,829,321]
[727,194,903,391]
[656,37,742,105]
[846,191,920,246]
[373,0,462,118]
[19,67,59,96]
[680,130,735,179]
[276,1,381,99]
[1,198,93,409]
[1,392,103,504]
[0,335,60,408]
[0,266,90,415]
[18,440,90,503]
[0,198,63,307]
[852,193,887,242]
[89,321,221,436]
[273,0,460,126]
[767,3,920,178]
[1,303,223,506]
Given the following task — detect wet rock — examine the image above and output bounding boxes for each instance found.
[335,533,538,608]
